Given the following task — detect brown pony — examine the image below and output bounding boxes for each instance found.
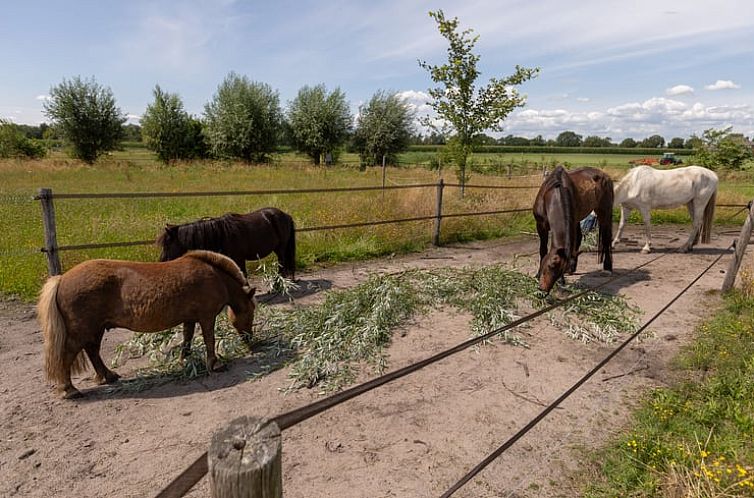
[156,207,296,279]
[37,251,256,399]
[533,166,614,293]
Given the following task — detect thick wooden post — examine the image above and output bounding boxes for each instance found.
[722,201,754,292]
[38,188,62,276]
[208,416,282,498]
[433,179,444,246]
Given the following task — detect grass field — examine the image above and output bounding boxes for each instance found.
[2,147,753,301]
[584,290,754,496]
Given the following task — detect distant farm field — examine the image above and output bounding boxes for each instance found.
[2,147,752,300]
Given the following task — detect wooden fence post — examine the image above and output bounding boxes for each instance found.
[722,201,754,292]
[38,187,62,276]
[381,155,387,190]
[208,416,282,498]
[433,179,444,246]
[507,164,512,179]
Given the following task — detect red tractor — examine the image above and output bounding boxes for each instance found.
[659,152,683,165]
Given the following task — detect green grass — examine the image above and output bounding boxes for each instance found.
[583,292,754,497]
[2,147,753,301]
[0,156,536,300]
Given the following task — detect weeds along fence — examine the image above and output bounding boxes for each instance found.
[34,180,540,277]
[154,243,738,498]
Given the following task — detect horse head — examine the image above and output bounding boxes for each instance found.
[158,224,184,262]
[538,247,569,294]
[228,285,256,341]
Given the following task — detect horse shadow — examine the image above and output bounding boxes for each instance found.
[74,335,298,401]
[568,267,652,296]
[255,278,333,305]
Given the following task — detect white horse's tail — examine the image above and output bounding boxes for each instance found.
[38,276,88,385]
[701,190,716,244]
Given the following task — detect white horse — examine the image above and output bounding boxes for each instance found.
[612,165,718,253]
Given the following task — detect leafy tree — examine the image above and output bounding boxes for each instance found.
[529,135,546,146]
[418,9,538,191]
[141,85,206,163]
[619,138,637,148]
[667,137,685,149]
[123,124,142,142]
[684,135,703,149]
[582,135,612,147]
[0,120,46,158]
[473,133,497,145]
[43,76,126,163]
[353,90,414,166]
[288,84,352,165]
[693,127,753,170]
[556,131,582,147]
[639,134,665,148]
[500,134,530,146]
[203,72,282,162]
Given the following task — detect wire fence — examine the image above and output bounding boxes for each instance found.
[154,244,734,497]
[31,180,539,274]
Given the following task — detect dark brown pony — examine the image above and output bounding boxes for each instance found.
[37,251,256,399]
[157,207,296,279]
[533,166,614,293]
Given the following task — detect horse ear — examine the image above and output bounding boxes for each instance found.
[243,285,257,297]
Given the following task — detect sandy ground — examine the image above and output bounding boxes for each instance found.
[0,225,745,498]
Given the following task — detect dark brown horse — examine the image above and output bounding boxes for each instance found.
[533,166,614,293]
[157,207,296,279]
[37,251,256,399]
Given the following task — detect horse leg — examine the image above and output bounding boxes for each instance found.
[535,219,549,278]
[569,229,582,274]
[85,333,120,385]
[639,207,652,253]
[58,348,85,399]
[199,319,223,373]
[181,322,196,361]
[681,201,705,252]
[612,206,630,248]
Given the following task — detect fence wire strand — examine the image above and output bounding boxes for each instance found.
[440,245,732,498]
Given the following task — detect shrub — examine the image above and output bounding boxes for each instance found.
[141,85,206,163]
[0,120,46,159]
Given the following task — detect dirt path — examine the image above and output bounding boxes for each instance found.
[0,226,744,498]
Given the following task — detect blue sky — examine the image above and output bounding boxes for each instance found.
[1,0,753,140]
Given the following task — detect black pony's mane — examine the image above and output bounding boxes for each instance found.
[158,213,248,253]
[545,166,575,256]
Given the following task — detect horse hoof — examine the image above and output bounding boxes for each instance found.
[640,248,651,254]
[61,388,83,399]
[210,363,228,373]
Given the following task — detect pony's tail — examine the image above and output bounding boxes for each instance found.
[597,175,614,271]
[284,220,296,280]
[701,190,716,244]
[37,276,87,385]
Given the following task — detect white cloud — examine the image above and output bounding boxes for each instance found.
[505,96,752,139]
[35,95,51,101]
[666,85,694,96]
[126,114,141,122]
[576,97,591,102]
[704,79,741,90]
[395,90,432,114]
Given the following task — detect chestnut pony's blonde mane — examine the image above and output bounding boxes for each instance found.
[183,250,247,286]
